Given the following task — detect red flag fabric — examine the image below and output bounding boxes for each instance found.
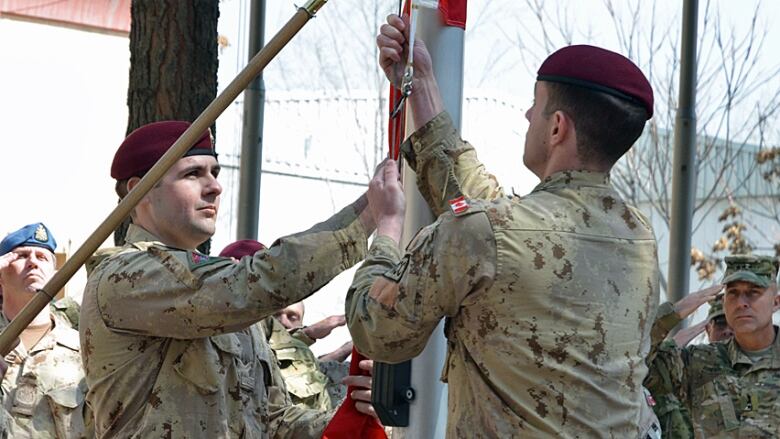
[387,0,413,161]
[321,348,387,439]
[439,0,467,29]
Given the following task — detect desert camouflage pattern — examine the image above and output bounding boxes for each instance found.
[646,302,780,438]
[80,197,367,438]
[1,314,90,438]
[262,317,332,411]
[347,112,661,438]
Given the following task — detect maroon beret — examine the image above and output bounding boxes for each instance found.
[219,240,267,259]
[111,121,216,180]
[537,45,653,119]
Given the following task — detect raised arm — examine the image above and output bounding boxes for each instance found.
[345,161,496,362]
[378,14,504,216]
[95,197,371,339]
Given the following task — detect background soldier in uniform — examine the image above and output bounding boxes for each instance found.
[219,240,354,412]
[0,223,91,438]
[273,303,353,363]
[344,16,661,437]
[646,285,723,439]
[270,302,352,405]
[646,255,780,437]
[79,121,380,437]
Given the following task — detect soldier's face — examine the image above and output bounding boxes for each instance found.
[705,316,733,343]
[723,281,779,336]
[138,155,222,250]
[523,82,551,178]
[275,304,304,329]
[0,246,56,295]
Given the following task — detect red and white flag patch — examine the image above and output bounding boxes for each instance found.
[448,196,470,215]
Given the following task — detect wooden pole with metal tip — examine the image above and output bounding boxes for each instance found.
[0,0,329,356]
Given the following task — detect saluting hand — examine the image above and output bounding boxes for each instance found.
[303,315,346,340]
[320,341,354,363]
[671,319,708,347]
[0,252,19,271]
[673,285,723,320]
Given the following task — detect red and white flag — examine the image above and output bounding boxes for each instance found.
[448,195,470,214]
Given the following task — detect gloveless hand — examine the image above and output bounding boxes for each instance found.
[368,159,405,244]
[673,285,723,319]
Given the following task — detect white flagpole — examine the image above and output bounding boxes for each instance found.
[394,3,465,438]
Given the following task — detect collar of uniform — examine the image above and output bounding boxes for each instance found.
[27,317,80,355]
[531,170,611,193]
[125,223,167,247]
[8,318,55,361]
[727,326,780,371]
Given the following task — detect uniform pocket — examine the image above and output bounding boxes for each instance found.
[692,380,739,433]
[35,349,87,409]
[173,335,240,394]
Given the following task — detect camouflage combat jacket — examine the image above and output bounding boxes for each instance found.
[347,112,661,438]
[262,317,332,411]
[1,314,90,438]
[646,302,780,438]
[645,336,694,439]
[318,359,349,406]
[80,198,368,438]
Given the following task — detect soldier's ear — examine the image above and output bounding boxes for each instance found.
[126,177,142,193]
[772,288,780,312]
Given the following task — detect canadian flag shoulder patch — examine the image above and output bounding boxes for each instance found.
[448,195,470,215]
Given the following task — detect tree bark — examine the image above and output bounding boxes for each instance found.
[116,0,219,253]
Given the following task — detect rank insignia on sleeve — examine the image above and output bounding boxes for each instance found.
[448,196,470,215]
[382,255,410,282]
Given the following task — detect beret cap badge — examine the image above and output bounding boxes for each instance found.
[34,224,49,242]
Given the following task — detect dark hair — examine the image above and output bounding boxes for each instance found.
[115,179,130,199]
[544,82,648,165]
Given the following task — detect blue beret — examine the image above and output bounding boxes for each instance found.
[0,223,57,256]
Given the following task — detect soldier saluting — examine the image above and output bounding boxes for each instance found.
[0,223,90,438]
[647,255,780,437]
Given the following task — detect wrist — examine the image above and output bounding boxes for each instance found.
[376,218,403,245]
[409,76,444,128]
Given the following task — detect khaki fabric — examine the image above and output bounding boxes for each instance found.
[262,317,332,411]
[347,112,660,438]
[646,302,780,438]
[1,315,91,438]
[80,198,367,438]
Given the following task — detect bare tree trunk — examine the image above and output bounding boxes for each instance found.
[115,0,220,253]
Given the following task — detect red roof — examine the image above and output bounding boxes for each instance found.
[0,0,131,35]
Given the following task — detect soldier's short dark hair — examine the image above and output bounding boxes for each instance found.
[544,82,648,166]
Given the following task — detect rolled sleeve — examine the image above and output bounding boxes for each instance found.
[401,111,504,216]
[346,209,496,363]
